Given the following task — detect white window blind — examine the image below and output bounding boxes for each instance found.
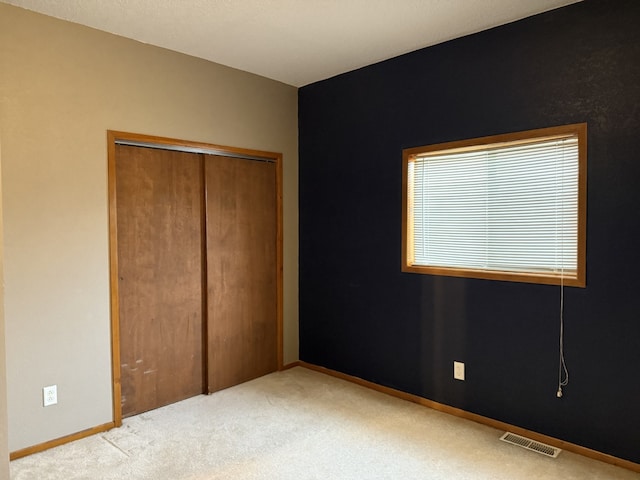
[408,136,579,275]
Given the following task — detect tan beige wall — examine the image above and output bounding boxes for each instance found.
[0,3,298,453]
[0,144,9,480]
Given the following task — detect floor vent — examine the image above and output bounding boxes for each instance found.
[499,432,561,458]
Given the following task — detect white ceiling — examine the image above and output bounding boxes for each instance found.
[2,0,581,87]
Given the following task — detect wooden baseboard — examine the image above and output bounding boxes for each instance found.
[11,365,639,473]
[10,422,115,461]
[281,360,302,371]
[297,361,640,474]
[10,363,302,461]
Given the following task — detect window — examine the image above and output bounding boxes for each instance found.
[402,123,586,287]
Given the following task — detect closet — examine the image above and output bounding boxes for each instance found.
[109,133,281,421]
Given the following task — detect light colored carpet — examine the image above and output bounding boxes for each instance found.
[10,367,639,479]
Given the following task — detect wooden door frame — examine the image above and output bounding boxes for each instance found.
[107,130,284,427]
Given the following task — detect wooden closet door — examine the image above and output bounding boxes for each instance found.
[205,156,278,392]
[115,145,205,417]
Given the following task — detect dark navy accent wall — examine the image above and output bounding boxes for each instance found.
[299,0,640,463]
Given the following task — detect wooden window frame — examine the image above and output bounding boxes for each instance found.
[402,123,587,287]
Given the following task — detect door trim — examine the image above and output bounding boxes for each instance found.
[107,130,284,427]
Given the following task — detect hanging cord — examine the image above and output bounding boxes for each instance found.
[556,276,569,397]
[556,138,569,398]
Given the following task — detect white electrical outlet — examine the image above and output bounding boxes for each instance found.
[454,361,465,381]
[43,385,57,407]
